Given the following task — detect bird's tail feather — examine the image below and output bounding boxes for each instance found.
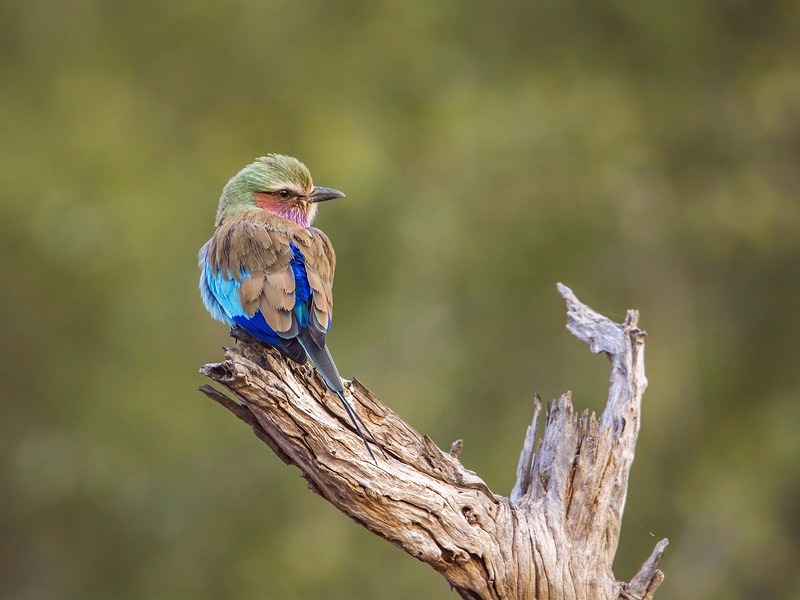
[298,332,384,464]
[334,390,380,465]
[298,331,344,392]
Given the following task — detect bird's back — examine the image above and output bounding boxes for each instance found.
[199,210,336,362]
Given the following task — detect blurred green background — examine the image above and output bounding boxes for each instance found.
[2,1,799,598]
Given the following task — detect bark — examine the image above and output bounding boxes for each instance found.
[199,284,667,599]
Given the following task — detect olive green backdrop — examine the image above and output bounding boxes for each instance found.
[2,2,799,598]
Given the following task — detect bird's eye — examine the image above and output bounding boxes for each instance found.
[276,189,292,199]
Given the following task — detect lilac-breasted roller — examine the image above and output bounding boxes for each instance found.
[199,154,380,463]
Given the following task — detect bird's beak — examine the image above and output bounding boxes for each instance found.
[308,186,345,203]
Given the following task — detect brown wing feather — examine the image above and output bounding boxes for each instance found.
[293,227,336,346]
[239,275,264,314]
[205,220,296,335]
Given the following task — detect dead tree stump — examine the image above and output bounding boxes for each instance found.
[199,284,667,599]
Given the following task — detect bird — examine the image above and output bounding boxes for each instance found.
[199,154,381,463]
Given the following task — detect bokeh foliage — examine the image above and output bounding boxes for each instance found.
[2,1,799,598]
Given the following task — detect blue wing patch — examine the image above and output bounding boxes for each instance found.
[289,243,311,327]
[200,243,318,347]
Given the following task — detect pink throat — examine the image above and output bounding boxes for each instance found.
[253,193,312,227]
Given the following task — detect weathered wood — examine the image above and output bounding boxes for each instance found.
[199,284,666,599]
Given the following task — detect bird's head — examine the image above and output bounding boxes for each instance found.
[215,154,345,227]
